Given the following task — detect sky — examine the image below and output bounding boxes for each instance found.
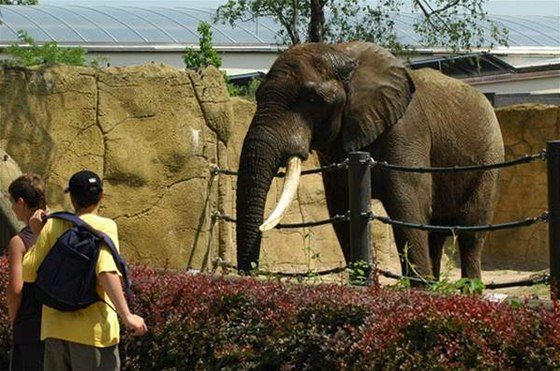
[37,0,560,17]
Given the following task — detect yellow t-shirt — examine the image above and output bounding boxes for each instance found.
[22,213,121,347]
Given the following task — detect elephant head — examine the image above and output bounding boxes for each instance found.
[236,42,415,272]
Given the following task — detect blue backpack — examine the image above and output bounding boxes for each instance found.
[35,211,131,312]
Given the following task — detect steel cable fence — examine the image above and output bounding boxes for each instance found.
[210,149,553,291]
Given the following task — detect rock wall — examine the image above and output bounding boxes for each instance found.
[0,64,558,273]
[0,148,23,248]
[0,64,227,270]
[484,104,560,270]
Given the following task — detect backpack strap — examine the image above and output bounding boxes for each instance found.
[47,211,132,291]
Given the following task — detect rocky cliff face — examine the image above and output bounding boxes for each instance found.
[485,104,559,270]
[0,64,227,270]
[0,148,23,248]
[0,64,558,273]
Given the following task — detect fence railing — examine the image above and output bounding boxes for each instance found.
[212,140,560,298]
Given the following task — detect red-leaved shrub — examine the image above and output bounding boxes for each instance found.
[120,265,560,370]
[0,258,558,369]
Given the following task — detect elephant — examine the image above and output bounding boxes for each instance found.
[235,41,504,281]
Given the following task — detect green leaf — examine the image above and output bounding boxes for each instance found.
[213,0,509,53]
[183,22,222,70]
[1,30,106,67]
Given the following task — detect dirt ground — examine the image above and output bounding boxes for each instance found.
[221,244,553,301]
[460,268,550,299]
[375,254,552,301]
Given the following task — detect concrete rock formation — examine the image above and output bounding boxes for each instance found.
[0,64,226,270]
[0,149,24,248]
[484,104,559,270]
[0,64,558,274]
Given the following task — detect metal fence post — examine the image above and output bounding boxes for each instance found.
[548,141,560,299]
[348,152,372,280]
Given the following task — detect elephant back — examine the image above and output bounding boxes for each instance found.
[407,68,504,167]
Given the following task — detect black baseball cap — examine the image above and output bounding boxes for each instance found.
[64,170,103,196]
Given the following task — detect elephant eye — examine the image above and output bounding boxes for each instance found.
[302,80,341,107]
[301,81,321,105]
[304,89,322,105]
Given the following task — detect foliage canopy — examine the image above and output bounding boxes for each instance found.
[215,0,509,53]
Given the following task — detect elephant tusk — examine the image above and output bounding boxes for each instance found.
[259,156,302,232]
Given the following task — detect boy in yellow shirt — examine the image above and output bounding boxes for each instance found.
[23,170,147,370]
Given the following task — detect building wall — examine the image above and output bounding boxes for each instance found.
[82,49,281,75]
[468,74,560,95]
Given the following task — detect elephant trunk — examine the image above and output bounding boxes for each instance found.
[236,126,284,272]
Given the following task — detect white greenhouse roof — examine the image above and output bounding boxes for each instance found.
[0,4,558,49]
[0,5,280,46]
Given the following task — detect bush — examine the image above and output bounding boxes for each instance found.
[1,31,107,67]
[183,22,222,70]
[183,21,260,99]
[0,258,12,368]
[120,265,560,370]
[0,259,558,369]
[227,78,261,100]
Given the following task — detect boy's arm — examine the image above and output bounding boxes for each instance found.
[98,272,147,337]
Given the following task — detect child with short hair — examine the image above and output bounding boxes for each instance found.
[6,173,48,371]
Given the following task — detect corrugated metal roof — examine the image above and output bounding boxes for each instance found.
[0,4,558,48]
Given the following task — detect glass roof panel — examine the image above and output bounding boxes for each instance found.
[0,4,557,48]
[0,6,58,41]
[72,6,148,42]
[37,6,116,42]
[493,16,560,47]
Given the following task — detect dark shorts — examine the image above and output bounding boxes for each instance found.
[44,338,120,371]
[10,341,44,371]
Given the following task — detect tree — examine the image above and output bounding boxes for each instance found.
[184,21,251,97]
[1,31,107,67]
[0,0,39,4]
[183,21,223,69]
[214,0,508,53]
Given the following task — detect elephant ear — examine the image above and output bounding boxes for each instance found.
[341,44,415,152]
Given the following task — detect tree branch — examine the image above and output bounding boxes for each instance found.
[416,0,462,16]
[414,0,459,33]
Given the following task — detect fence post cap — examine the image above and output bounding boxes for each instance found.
[546,141,560,154]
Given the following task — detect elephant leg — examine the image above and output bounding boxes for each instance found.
[392,225,432,281]
[428,232,448,280]
[381,173,434,282]
[455,171,499,279]
[384,203,433,281]
[458,233,486,279]
[320,159,352,263]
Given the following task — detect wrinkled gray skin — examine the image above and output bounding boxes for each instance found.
[236,42,504,280]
